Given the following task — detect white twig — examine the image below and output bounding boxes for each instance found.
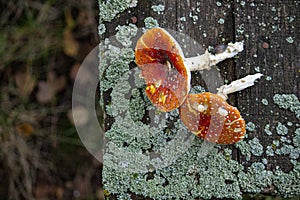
[185,42,244,71]
[217,73,263,99]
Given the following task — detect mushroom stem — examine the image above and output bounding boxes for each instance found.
[185,42,244,71]
[217,73,263,99]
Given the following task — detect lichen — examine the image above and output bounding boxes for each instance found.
[100,21,300,199]
[99,0,138,22]
[129,89,145,122]
[293,128,300,147]
[264,124,273,136]
[273,94,300,120]
[286,36,294,44]
[273,163,300,197]
[98,23,106,35]
[144,17,159,29]
[235,139,252,161]
[261,98,268,106]
[276,122,289,136]
[116,24,138,47]
[246,122,256,132]
[238,162,273,193]
[248,138,264,156]
[151,4,165,14]
[218,18,225,24]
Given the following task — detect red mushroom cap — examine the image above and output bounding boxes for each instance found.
[135,28,190,112]
[179,92,246,144]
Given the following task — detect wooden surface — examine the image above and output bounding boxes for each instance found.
[101,0,299,198]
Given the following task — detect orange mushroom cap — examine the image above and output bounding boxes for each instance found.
[135,28,191,112]
[179,92,246,144]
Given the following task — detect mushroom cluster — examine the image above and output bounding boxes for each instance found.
[135,27,262,144]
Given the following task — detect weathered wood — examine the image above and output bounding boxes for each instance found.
[100,0,300,198]
[234,1,299,171]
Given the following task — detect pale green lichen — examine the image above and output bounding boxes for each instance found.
[266,76,272,81]
[190,85,206,94]
[248,138,264,156]
[246,122,256,132]
[276,122,288,136]
[129,88,145,122]
[273,163,300,197]
[261,98,268,106]
[235,140,252,161]
[100,21,300,199]
[151,4,165,14]
[99,0,137,22]
[117,193,132,200]
[116,24,138,47]
[273,94,300,120]
[98,23,106,35]
[100,43,134,92]
[264,124,273,135]
[238,162,273,193]
[144,17,159,29]
[293,128,300,147]
[266,145,275,156]
[218,18,225,24]
[286,36,294,44]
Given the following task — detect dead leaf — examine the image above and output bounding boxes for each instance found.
[47,71,66,92]
[14,72,36,97]
[15,123,34,137]
[34,185,58,199]
[63,29,79,57]
[36,71,66,104]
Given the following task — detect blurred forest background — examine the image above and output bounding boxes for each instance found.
[0,0,103,199]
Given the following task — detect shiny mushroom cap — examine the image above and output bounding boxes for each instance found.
[179,92,246,144]
[135,27,191,112]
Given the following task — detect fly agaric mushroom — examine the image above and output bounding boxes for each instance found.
[135,27,244,112]
[179,92,245,144]
[179,73,263,144]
